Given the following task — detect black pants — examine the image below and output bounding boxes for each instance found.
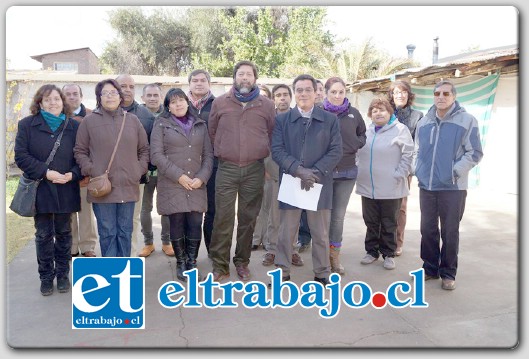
[420,189,467,280]
[361,197,401,258]
[34,213,72,282]
[169,212,204,240]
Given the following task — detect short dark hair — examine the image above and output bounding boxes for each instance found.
[272,84,292,98]
[388,80,416,108]
[62,83,83,97]
[161,88,193,118]
[434,80,457,96]
[30,84,72,117]
[142,83,162,95]
[368,97,394,118]
[292,74,317,92]
[188,69,211,84]
[95,79,123,110]
[233,60,258,79]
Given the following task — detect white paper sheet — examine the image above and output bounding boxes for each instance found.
[277,174,322,211]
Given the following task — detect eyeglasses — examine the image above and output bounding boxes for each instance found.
[393,90,408,96]
[101,90,120,97]
[295,88,315,94]
[434,91,452,97]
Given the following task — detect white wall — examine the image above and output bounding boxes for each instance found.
[477,75,518,194]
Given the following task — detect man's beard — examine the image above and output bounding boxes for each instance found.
[234,81,254,94]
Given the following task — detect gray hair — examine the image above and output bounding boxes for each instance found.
[434,80,457,96]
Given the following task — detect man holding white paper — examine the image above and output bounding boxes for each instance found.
[271,74,343,286]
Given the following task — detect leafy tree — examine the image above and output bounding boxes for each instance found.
[279,7,335,78]
[208,7,289,77]
[101,8,191,76]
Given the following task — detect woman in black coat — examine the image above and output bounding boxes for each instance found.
[387,80,423,256]
[14,84,81,296]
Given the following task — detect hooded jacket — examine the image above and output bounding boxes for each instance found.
[413,101,484,191]
[356,117,413,199]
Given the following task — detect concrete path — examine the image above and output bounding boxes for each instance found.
[5,185,519,350]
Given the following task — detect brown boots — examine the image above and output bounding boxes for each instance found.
[330,247,345,275]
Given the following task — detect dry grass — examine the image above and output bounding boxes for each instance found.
[5,177,35,263]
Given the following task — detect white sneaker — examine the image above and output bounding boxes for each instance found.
[383,257,396,270]
[360,254,377,265]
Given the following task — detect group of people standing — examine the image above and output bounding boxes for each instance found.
[13,59,483,297]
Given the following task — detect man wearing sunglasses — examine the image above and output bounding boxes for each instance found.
[413,80,484,291]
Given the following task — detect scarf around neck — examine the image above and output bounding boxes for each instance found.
[323,97,350,116]
[188,91,213,111]
[41,110,66,132]
[233,86,260,103]
[171,114,194,137]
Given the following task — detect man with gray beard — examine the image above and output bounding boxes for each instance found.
[208,61,275,282]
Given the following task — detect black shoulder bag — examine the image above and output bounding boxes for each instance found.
[9,118,70,217]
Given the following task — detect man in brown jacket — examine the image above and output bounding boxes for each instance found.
[62,83,98,258]
[208,60,275,281]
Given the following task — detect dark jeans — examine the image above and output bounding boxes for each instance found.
[93,202,135,257]
[361,196,401,258]
[329,178,356,247]
[141,174,170,245]
[297,210,312,246]
[203,165,217,253]
[420,189,467,280]
[209,160,264,274]
[168,212,203,240]
[34,213,72,282]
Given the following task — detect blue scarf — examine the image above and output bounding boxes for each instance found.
[41,110,66,132]
[233,86,260,103]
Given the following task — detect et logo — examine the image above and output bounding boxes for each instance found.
[72,258,145,329]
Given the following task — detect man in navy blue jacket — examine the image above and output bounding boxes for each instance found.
[271,74,342,285]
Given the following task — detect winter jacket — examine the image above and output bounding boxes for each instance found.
[356,118,413,199]
[190,93,218,168]
[14,113,81,214]
[150,113,214,215]
[272,106,343,210]
[124,100,155,175]
[74,107,150,203]
[332,105,367,172]
[71,103,92,122]
[395,106,423,140]
[413,101,484,191]
[208,89,275,167]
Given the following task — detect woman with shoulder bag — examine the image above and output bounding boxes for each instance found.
[74,79,150,257]
[14,84,81,296]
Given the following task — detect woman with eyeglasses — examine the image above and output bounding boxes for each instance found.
[150,88,213,282]
[14,84,81,296]
[356,97,413,271]
[74,79,150,257]
[321,76,367,275]
[387,80,423,256]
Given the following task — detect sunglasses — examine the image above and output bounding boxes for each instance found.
[434,91,452,97]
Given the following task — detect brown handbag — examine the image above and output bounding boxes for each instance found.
[87,112,127,198]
